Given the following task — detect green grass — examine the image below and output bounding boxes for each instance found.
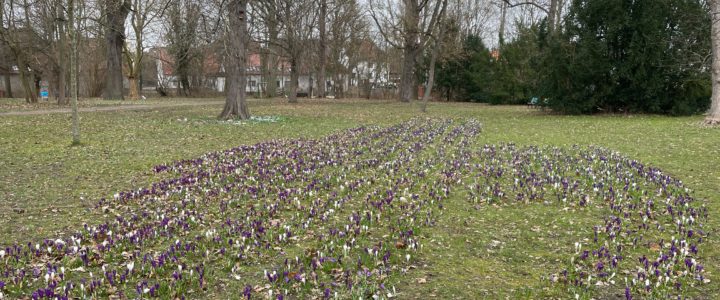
[0,97,224,113]
[0,98,718,298]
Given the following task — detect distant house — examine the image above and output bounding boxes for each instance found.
[149,45,390,97]
[0,65,22,98]
[151,47,302,96]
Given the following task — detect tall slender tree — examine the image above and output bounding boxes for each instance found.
[708,0,720,125]
[68,0,80,144]
[421,0,448,112]
[124,0,170,100]
[317,0,327,98]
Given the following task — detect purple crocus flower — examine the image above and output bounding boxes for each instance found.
[243,285,252,299]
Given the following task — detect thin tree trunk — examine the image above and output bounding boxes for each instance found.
[707,0,720,125]
[499,1,507,45]
[556,0,564,30]
[219,0,250,120]
[317,0,327,98]
[548,0,558,33]
[58,68,67,104]
[288,58,299,103]
[56,3,68,105]
[104,0,130,100]
[266,53,278,98]
[4,73,12,98]
[69,0,80,144]
[422,28,443,113]
[265,18,279,98]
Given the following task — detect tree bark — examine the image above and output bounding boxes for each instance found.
[128,76,139,100]
[55,69,67,105]
[548,0,558,33]
[499,1,507,45]
[422,27,443,113]
[220,0,250,120]
[3,73,11,98]
[707,0,720,125]
[17,57,36,103]
[266,52,278,98]
[69,0,80,144]
[288,58,299,103]
[104,0,130,100]
[317,0,327,98]
[334,73,344,99]
[399,0,420,103]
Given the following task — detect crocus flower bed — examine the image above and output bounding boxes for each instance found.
[465,144,708,298]
[0,118,707,299]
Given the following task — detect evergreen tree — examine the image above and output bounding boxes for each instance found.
[541,0,711,115]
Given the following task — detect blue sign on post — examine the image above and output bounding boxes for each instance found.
[40,81,49,101]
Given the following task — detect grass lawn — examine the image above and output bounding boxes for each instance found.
[0,98,717,298]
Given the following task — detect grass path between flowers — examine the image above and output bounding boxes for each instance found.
[0,98,718,298]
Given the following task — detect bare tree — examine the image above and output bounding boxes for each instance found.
[103,0,130,100]
[708,0,720,125]
[369,0,446,102]
[252,1,280,98]
[256,0,318,103]
[501,0,560,32]
[0,0,12,98]
[326,0,367,99]
[317,0,327,98]
[421,0,447,112]
[1,0,40,103]
[124,0,170,100]
[219,0,250,119]
[498,0,507,45]
[165,0,200,97]
[68,0,79,144]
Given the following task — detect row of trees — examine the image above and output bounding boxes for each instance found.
[423,0,720,123]
[2,0,719,127]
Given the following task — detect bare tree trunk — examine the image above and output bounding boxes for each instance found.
[69,0,80,144]
[266,52,278,98]
[399,0,419,103]
[499,1,507,45]
[128,76,139,99]
[4,73,12,98]
[707,0,720,125]
[288,58,299,103]
[317,0,327,98]
[548,0,558,33]
[17,58,36,103]
[220,0,251,119]
[56,3,68,105]
[333,73,343,99]
[556,0,564,29]
[104,0,130,100]
[400,46,419,102]
[262,10,279,98]
[422,28,443,113]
